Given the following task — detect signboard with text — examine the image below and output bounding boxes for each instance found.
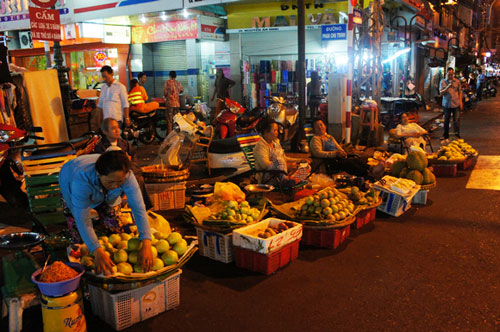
[321,24,346,41]
[0,0,72,30]
[199,15,225,40]
[132,19,198,44]
[29,6,61,41]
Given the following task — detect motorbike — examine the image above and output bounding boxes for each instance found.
[266,96,299,143]
[122,110,157,144]
[214,98,266,139]
[482,78,497,98]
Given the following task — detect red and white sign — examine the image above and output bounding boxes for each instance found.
[131,19,198,44]
[199,15,225,41]
[29,6,61,41]
[31,0,58,8]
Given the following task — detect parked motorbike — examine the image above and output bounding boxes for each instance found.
[214,98,265,139]
[482,78,497,98]
[122,110,157,144]
[265,96,299,143]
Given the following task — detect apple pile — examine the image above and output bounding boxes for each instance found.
[79,231,189,276]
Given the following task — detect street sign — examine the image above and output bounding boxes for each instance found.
[31,0,58,8]
[321,24,347,41]
[28,6,61,41]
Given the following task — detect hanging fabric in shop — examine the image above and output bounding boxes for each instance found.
[1,83,17,126]
[0,44,12,84]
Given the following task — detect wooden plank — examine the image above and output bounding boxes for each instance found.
[34,212,66,225]
[26,185,61,197]
[25,174,59,186]
[22,155,75,166]
[24,168,61,176]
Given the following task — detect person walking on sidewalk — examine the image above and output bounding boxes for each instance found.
[163,71,183,133]
[96,66,130,128]
[476,69,485,100]
[440,67,462,140]
[211,69,235,123]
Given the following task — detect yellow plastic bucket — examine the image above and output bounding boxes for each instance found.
[41,290,87,332]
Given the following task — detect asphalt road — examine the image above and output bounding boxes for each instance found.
[2,97,500,332]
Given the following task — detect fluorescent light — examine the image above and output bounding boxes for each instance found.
[382,48,411,64]
[160,12,167,21]
[140,15,147,23]
[183,9,189,18]
[486,52,491,57]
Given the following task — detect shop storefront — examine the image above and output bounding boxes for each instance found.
[130,14,228,102]
[225,1,349,109]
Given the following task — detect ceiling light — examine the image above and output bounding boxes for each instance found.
[140,15,147,23]
[183,9,189,18]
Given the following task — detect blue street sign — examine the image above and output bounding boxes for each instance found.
[321,24,347,41]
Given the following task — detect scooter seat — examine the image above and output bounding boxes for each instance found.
[130,110,156,118]
[208,137,242,154]
[237,115,257,127]
[28,134,97,157]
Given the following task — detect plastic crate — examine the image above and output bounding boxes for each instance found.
[195,227,233,263]
[352,206,377,229]
[88,270,181,331]
[432,164,457,177]
[233,239,300,275]
[301,225,350,249]
[412,190,429,205]
[146,182,186,211]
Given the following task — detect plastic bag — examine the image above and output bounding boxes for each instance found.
[308,173,335,188]
[213,182,246,202]
[147,211,172,236]
[158,130,183,167]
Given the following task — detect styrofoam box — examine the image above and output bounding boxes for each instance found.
[375,188,418,217]
[412,190,429,205]
[232,218,303,255]
[88,270,182,331]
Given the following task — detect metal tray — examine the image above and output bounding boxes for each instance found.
[0,232,45,250]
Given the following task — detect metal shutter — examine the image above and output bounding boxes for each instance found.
[152,41,188,97]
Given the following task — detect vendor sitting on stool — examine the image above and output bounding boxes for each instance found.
[59,151,153,276]
[128,79,159,113]
[310,118,369,177]
[254,120,305,187]
[393,113,428,150]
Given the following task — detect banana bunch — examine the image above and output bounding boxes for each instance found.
[367,151,391,166]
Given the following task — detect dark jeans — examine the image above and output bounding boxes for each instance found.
[476,84,483,100]
[443,107,460,139]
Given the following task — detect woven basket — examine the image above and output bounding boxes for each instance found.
[428,157,465,165]
[359,197,383,211]
[300,214,357,229]
[142,165,190,183]
[420,182,437,190]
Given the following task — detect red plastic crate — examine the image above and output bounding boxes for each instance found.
[233,239,300,275]
[432,164,457,177]
[301,225,350,249]
[352,207,377,229]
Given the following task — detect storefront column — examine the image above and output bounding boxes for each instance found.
[186,39,199,98]
[229,34,242,104]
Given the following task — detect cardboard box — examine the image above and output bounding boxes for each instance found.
[232,218,303,255]
[374,186,419,217]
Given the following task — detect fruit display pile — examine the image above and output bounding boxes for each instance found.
[338,186,379,206]
[295,188,355,223]
[435,139,477,161]
[75,229,190,276]
[253,221,296,239]
[390,150,436,186]
[206,200,261,225]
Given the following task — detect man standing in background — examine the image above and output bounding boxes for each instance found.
[164,71,183,133]
[440,67,462,140]
[138,72,147,87]
[97,66,130,128]
[211,69,235,123]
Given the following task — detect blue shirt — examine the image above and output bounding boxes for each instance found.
[59,154,151,253]
[440,77,461,109]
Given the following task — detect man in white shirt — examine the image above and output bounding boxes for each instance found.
[97,66,130,128]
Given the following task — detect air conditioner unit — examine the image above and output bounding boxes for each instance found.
[19,31,33,49]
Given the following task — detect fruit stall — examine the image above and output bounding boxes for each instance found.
[12,138,480,331]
